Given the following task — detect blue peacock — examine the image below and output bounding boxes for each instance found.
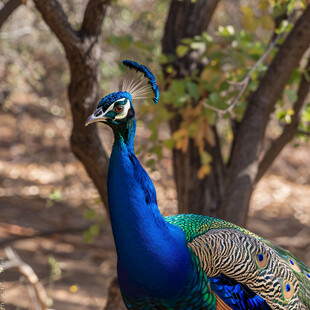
[86,60,310,310]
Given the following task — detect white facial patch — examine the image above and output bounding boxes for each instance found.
[114,99,131,120]
[102,98,130,120]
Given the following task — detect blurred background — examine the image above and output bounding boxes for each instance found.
[0,0,309,309]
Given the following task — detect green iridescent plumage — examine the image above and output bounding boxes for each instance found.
[166,214,310,310]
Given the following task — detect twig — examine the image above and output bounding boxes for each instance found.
[295,128,310,137]
[3,247,48,310]
[204,21,286,117]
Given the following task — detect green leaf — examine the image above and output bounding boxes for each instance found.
[186,82,199,100]
[242,15,259,32]
[218,25,235,37]
[163,138,175,150]
[219,81,229,91]
[181,38,194,45]
[258,0,269,10]
[240,6,254,16]
[277,110,286,121]
[201,31,213,42]
[209,92,219,104]
[170,80,186,95]
[260,15,275,30]
[146,158,155,167]
[276,20,293,34]
[176,45,189,57]
[200,151,212,165]
[150,130,158,142]
[84,209,96,220]
[159,54,168,64]
[190,41,205,50]
[150,145,163,160]
[83,230,93,244]
[285,88,297,103]
[287,0,296,14]
[89,224,100,236]
[134,41,150,51]
[188,123,198,137]
[285,114,292,124]
[300,0,306,9]
[165,65,174,74]
[49,189,62,202]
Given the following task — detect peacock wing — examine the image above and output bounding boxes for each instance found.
[263,239,310,309]
[165,214,310,310]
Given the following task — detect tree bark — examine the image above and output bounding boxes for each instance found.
[255,57,310,183]
[221,6,310,226]
[162,0,222,216]
[33,0,111,208]
[104,277,126,310]
[0,0,24,29]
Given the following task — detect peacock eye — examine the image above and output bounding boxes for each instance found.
[114,105,124,113]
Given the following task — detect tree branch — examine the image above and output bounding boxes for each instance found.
[80,0,110,36]
[0,0,24,29]
[32,0,111,210]
[221,6,310,226]
[255,57,310,183]
[204,13,294,118]
[33,0,80,57]
[3,247,48,310]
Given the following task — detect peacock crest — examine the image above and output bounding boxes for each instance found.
[122,60,159,104]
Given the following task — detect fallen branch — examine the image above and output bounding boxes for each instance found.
[3,247,48,310]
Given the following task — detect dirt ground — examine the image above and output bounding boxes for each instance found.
[0,95,309,310]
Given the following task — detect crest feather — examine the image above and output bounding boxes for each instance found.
[122,60,159,104]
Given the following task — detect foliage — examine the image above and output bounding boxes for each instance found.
[126,0,309,176]
[99,0,310,179]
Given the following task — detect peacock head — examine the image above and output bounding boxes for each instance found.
[85,91,135,129]
[85,60,159,134]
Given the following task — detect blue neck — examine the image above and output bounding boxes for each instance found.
[107,119,192,300]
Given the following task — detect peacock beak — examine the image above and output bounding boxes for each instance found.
[85,108,110,126]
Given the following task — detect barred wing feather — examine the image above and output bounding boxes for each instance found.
[166,214,310,310]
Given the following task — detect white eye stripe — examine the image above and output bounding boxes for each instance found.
[102,98,126,115]
[114,100,131,120]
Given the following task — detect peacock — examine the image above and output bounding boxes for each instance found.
[85,60,310,310]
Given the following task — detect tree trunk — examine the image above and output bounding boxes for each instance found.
[170,116,225,216]
[162,0,222,216]
[221,6,310,226]
[68,49,110,208]
[104,277,126,310]
[33,0,111,208]
[162,2,310,226]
